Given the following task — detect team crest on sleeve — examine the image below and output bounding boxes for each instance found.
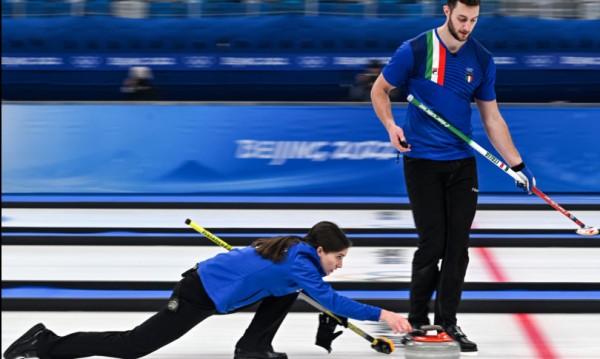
[465,68,474,83]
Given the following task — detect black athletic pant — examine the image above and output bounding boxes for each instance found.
[403,156,478,328]
[236,292,299,352]
[37,269,298,359]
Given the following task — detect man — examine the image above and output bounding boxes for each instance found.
[120,66,160,101]
[370,0,535,353]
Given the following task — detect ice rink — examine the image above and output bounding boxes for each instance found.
[3,205,600,358]
[3,312,600,358]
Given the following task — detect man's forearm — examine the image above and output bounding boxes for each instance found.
[484,116,523,167]
[371,87,396,131]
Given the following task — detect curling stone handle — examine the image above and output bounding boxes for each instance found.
[419,325,444,332]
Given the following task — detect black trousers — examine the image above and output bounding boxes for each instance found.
[38,269,299,359]
[403,156,478,328]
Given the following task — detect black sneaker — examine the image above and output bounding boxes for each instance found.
[3,323,47,359]
[234,347,288,359]
[444,325,478,353]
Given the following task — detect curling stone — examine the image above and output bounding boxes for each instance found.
[404,325,460,359]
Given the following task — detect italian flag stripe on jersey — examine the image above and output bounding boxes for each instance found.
[426,30,446,86]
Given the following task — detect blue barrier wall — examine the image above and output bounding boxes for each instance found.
[3,16,600,102]
[2,103,599,195]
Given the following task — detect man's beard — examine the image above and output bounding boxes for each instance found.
[448,18,470,42]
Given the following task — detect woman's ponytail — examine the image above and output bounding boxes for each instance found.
[252,235,301,262]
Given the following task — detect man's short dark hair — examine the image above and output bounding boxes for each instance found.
[446,0,480,9]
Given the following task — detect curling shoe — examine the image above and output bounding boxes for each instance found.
[3,323,48,359]
[444,325,478,353]
[234,347,288,359]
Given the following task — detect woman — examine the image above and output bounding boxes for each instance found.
[3,221,411,359]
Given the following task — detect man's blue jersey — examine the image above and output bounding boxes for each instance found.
[382,28,496,160]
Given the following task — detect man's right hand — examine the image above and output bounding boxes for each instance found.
[379,309,412,335]
[388,125,410,152]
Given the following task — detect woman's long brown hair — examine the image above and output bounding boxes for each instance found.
[252,221,351,262]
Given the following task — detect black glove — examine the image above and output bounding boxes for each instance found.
[315,313,347,353]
